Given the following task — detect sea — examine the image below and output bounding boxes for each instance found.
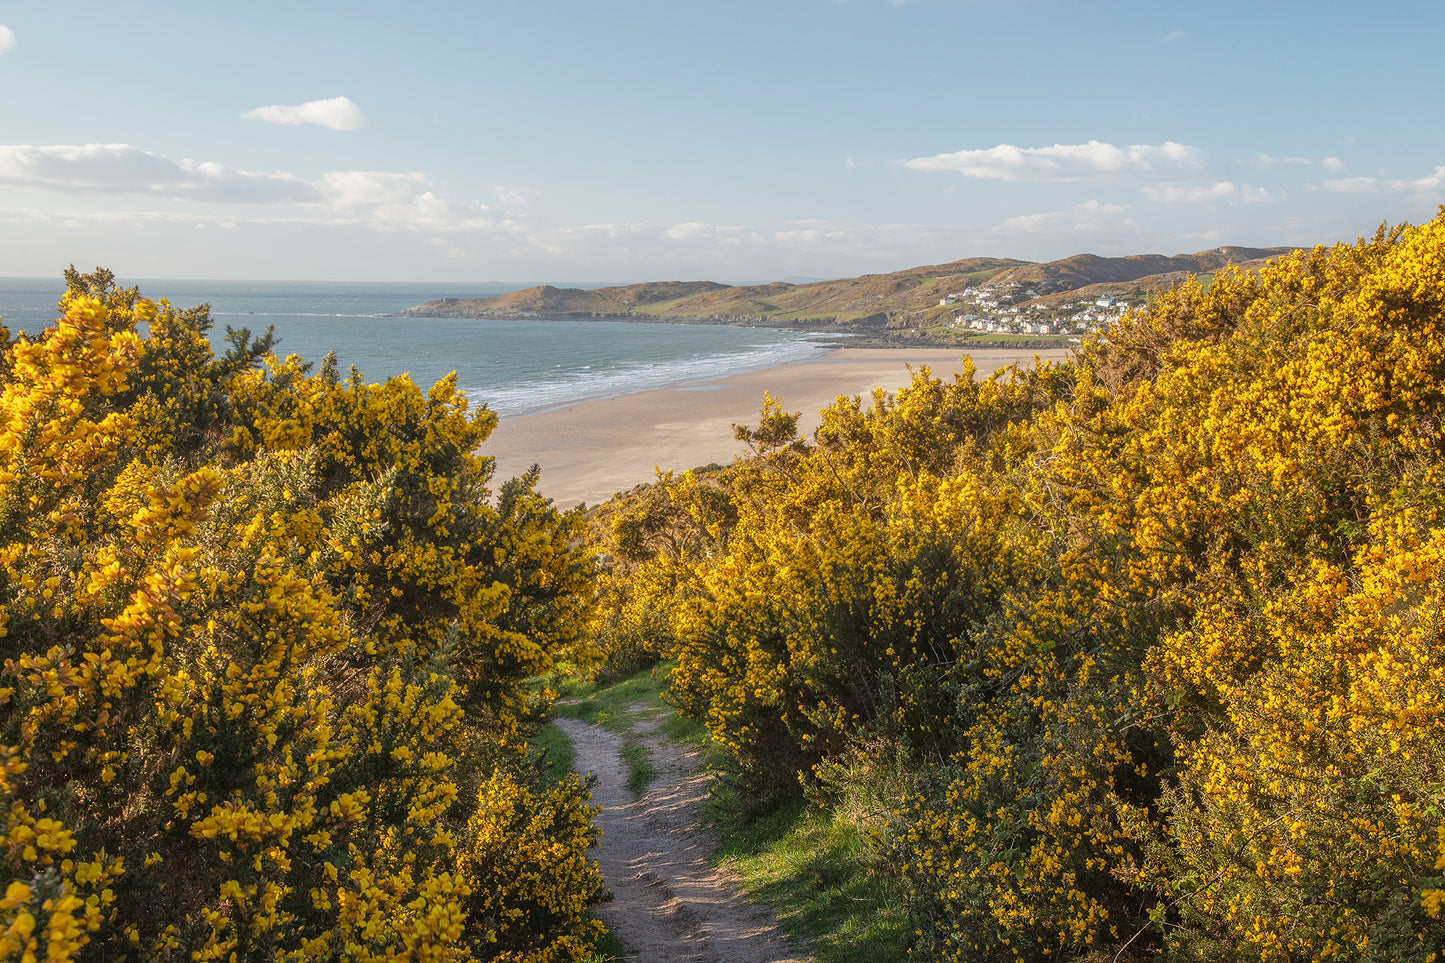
[0,278,831,419]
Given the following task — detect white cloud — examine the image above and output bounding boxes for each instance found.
[1322,156,1345,171]
[997,200,1129,234]
[1143,181,1238,203]
[656,221,770,248]
[901,140,1202,182]
[1249,153,1311,169]
[1238,185,1279,204]
[243,96,368,131]
[1388,166,1445,193]
[0,25,15,53]
[1323,176,1378,194]
[665,222,713,240]
[494,185,532,206]
[0,143,174,192]
[1313,165,1445,195]
[0,143,498,232]
[1140,181,1279,205]
[318,170,429,209]
[0,143,313,203]
[316,170,493,230]
[774,221,850,247]
[1161,29,1184,43]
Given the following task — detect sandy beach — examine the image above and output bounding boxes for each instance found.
[486,346,1072,508]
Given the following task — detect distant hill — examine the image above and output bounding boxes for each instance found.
[419,280,732,318]
[985,246,1291,296]
[395,246,1297,333]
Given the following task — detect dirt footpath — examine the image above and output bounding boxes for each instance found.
[554,710,810,963]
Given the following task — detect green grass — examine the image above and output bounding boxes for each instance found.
[547,663,688,794]
[527,721,575,787]
[549,663,669,728]
[545,665,911,961]
[619,743,655,794]
[960,331,1073,345]
[579,929,628,962]
[660,707,707,744]
[715,801,912,963]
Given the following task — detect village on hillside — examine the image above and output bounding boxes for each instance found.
[939,282,1136,337]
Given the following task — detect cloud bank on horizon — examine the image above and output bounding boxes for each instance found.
[0,3,1442,282]
[0,144,312,203]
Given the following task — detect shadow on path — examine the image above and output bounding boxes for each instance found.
[555,711,810,963]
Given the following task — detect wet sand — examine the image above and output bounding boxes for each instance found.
[485,347,1071,508]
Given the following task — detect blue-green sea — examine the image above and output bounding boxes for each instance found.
[0,278,829,418]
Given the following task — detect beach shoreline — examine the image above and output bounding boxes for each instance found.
[485,345,1072,508]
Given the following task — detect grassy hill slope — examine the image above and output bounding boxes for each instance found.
[395,246,1296,332]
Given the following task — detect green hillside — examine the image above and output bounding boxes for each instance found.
[395,247,1293,334]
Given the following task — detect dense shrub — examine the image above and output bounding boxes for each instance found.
[0,272,603,960]
[584,468,734,683]
[591,216,1445,960]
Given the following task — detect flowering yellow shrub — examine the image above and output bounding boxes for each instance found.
[583,468,735,681]
[0,271,602,960]
[659,364,1076,805]
[594,214,1445,960]
[1110,222,1445,961]
[894,221,1445,960]
[457,770,604,961]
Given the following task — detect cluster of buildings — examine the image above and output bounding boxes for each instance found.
[938,285,1134,338]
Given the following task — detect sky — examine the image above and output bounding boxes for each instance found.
[1,1,1443,284]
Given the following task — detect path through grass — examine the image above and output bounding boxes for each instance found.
[541,664,913,962]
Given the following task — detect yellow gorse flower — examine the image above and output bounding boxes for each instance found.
[592,216,1445,960]
[0,269,603,960]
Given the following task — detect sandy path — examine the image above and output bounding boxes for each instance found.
[554,711,810,963]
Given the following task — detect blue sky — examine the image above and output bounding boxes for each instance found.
[1,1,1442,283]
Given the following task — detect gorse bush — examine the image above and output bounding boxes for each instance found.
[590,215,1445,960]
[0,270,603,960]
[584,468,734,684]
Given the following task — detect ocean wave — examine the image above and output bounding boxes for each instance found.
[469,336,829,417]
[210,311,386,320]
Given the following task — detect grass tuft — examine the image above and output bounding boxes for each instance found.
[527,722,575,787]
[578,929,628,962]
[715,801,912,963]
